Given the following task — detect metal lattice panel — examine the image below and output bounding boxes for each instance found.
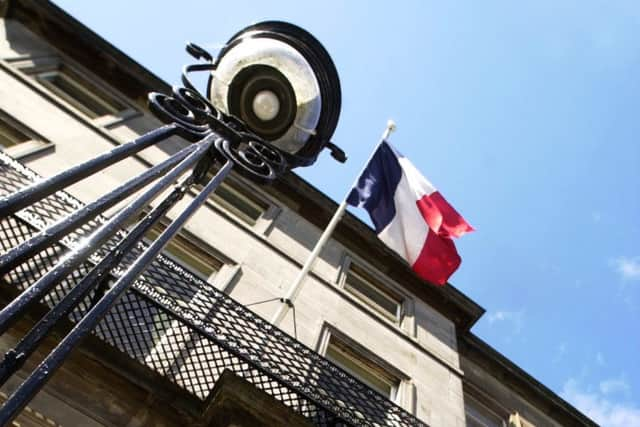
[0,152,426,427]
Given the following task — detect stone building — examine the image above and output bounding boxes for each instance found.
[0,1,596,426]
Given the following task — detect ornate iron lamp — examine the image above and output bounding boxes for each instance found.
[209,21,343,165]
[0,21,342,425]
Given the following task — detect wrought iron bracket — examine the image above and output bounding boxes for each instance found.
[0,46,292,425]
[0,41,425,427]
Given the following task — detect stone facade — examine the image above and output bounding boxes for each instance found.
[0,1,595,426]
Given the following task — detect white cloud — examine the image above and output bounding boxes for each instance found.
[611,256,640,281]
[553,342,568,364]
[600,378,631,397]
[487,310,525,334]
[562,378,640,427]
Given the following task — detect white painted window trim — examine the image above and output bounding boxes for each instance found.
[9,54,140,127]
[337,253,417,338]
[315,323,415,412]
[203,171,282,236]
[0,109,54,160]
[137,211,238,291]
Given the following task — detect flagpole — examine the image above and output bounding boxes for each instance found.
[271,120,397,326]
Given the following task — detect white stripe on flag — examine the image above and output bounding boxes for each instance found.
[377,166,430,265]
[397,156,437,199]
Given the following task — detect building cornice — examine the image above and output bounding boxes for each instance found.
[459,333,597,427]
[3,0,171,109]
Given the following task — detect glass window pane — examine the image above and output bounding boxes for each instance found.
[204,175,269,226]
[465,396,504,427]
[144,224,222,280]
[326,344,393,398]
[345,266,402,323]
[324,337,399,401]
[37,67,126,118]
[0,119,30,149]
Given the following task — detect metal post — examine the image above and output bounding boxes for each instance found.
[0,35,430,427]
[0,159,233,425]
[0,74,289,424]
[0,125,177,217]
[271,121,396,326]
[0,167,186,386]
[0,142,197,276]
[0,37,318,425]
[0,136,214,336]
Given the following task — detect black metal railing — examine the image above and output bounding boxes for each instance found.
[0,152,426,426]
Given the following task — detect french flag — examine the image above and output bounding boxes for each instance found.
[347,141,473,286]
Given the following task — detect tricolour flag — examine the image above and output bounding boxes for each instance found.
[346,141,473,285]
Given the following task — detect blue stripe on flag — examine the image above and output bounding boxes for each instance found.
[347,141,402,233]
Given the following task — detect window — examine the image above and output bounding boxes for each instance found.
[143,220,223,281]
[35,65,128,119]
[323,333,401,401]
[14,56,135,123]
[509,413,536,427]
[0,116,30,149]
[211,181,268,226]
[465,395,505,427]
[343,263,404,324]
[199,171,271,227]
[0,110,52,159]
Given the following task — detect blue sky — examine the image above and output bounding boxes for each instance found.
[52,1,640,425]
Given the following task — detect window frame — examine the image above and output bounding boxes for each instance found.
[199,170,280,234]
[142,218,225,283]
[338,255,415,334]
[464,393,508,427]
[135,212,241,293]
[36,68,125,119]
[509,412,536,427]
[0,109,53,159]
[325,335,400,400]
[210,179,270,227]
[344,263,404,323]
[12,55,138,126]
[316,325,409,407]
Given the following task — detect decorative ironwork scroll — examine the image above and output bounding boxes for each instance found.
[0,45,426,427]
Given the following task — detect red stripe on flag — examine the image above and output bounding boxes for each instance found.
[416,191,474,239]
[412,229,461,286]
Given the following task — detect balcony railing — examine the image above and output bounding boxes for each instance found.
[0,151,426,427]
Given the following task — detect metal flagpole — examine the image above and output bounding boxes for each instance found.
[271,120,397,326]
